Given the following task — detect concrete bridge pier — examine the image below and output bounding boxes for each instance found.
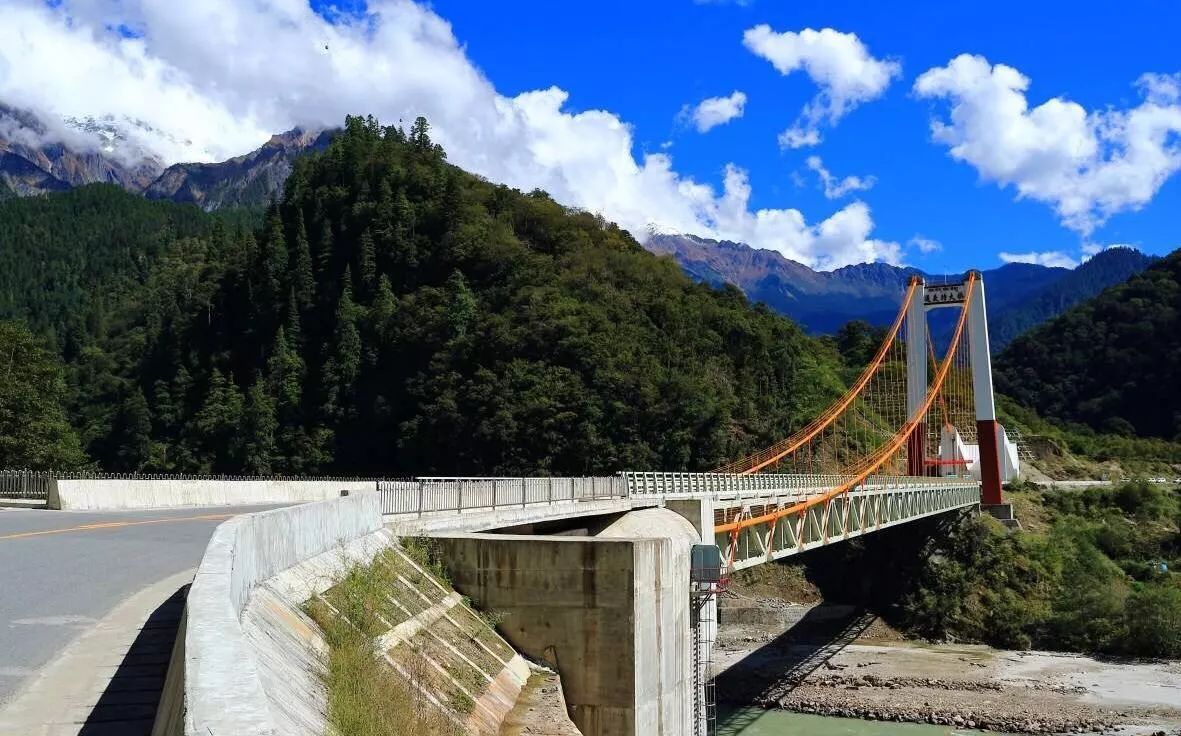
[436,506,710,736]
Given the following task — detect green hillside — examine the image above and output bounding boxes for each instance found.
[995,249,1181,442]
[989,247,1155,351]
[0,116,847,474]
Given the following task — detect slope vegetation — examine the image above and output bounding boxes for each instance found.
[996,249,1181,441]
[989,247,1155,351]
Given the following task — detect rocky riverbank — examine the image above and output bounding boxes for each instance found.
[713,592,1181,735]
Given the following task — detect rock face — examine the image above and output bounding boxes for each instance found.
[143,128,334,210]
[0,102,334,210]
[0,104,163,196]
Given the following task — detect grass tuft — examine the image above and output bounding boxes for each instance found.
[307,551,462,736]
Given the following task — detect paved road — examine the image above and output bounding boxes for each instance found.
[0,505,276,708]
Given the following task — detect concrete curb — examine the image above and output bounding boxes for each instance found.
[49,478,379,511]
[152,491,383,736]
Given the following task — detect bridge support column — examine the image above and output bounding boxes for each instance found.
[905,276,928,477]
[435,509,698,736]
[967,272,1004,506]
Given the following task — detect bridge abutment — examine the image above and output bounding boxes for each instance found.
[435,508,699,736]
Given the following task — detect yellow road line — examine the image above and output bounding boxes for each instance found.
[0,513,234,541]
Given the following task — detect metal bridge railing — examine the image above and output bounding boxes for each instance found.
[0,470,55,500]
[378,476,626,516]
[622,471,978,498]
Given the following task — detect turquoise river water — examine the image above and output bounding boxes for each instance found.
[718,708,980,735]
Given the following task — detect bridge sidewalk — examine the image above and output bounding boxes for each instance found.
[0,569,191,735]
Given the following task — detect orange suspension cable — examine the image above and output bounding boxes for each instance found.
[716,274,977,535]
[713,280,920,475]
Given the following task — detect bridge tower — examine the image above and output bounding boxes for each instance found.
[905,272,1006,506]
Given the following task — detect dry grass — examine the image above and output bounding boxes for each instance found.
[307,551,462,736]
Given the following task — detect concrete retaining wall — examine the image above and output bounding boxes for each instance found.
[49,478,378,511]
[152,491,383,736]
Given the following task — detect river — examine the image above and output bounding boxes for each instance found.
[717,708,980,735]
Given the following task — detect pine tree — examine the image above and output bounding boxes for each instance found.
[358,229,377,295]
[316,219,334,277]
[410,116,432,150]
[320,269,362,424]
[192,368,245,472]
[285,290,303,347]
[292,210,315,310]
[243,374,278,474]
[259,211,288,314]
[446,270,477,338]
[0,321,87,469]
[371,275,396,337]
[113,386,152,471]
[266,326,304,414]
[333,270,362,387]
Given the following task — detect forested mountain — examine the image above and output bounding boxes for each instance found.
[646,233,1151,343]
[996,249,1181,441]
[0,116,847,474]
[989,247,1157,351]
[0,185,253,345]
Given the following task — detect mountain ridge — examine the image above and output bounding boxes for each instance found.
[0,103,331,210]
[646,233,1152,341]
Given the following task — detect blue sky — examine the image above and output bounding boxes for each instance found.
[8,0,1181,272]
[422,0,1181,272]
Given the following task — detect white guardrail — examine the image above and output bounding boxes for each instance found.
[377,472,980,516]
[378,476,625,515]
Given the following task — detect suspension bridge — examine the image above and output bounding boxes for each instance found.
[0,272,1021,736]
[378,270,1020,568]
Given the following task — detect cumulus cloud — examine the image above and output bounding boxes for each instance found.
[915,55,1181,236]
[743,25,901,148]
[0,0,896,269]
[805,155,875,198]
[681,91,747,133]
[908,235,942,254]
[998,251,1078,269]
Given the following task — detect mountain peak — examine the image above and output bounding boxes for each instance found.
[266,126,329,150]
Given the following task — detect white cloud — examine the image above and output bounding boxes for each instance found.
[0,0,896,270]
[743,25,901,148]
[805,155,875,198]
[681,91,747,133]
[915,55,1181,236]
[908,235,942,254]
[998,251,1078,269]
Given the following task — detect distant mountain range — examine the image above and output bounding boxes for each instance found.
[646,234,1155,346]
[0,103,331,210]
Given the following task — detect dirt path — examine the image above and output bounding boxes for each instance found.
[499,668,581,736]
[714,594,1181,735]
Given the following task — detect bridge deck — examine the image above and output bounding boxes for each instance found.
[378,473,981,570]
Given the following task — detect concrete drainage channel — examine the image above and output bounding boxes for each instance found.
[150,491,574,736]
